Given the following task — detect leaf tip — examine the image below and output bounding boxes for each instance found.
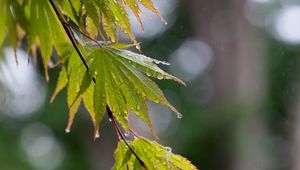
[94,129,100,141]
[50,92,57,103]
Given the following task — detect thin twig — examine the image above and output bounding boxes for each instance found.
[107,106,147,169]
[129,128,141,138]
[64,22,103,48]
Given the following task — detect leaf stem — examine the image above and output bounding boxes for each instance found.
[63,22,103,48]
[107,108,122,141]
[106,106,147,169]
[129,128,141,138]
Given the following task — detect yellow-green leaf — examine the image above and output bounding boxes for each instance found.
[109,0,137,44]
[51,66,68,103]
[113,137,198,170]
[0,0,7,47]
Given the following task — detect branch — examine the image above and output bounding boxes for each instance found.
[49,1,147,168]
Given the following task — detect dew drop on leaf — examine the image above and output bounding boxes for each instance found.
[157,75,164,80]
[154,98,160,103]
[124,131,130,137]
[177,114,183,119]
[109,118,112,122]
[65,128,71,133]
[135,45,140,51]
[94,132,100,139]
[165,147,172,167]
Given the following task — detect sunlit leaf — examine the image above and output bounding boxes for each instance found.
[110,48,185,85]
[139,0,166,23]
[112,141,132,170]
[91,54,106,135]
[85,47,182,131]
[0,0,197,169]
[117,58,183,118]
[51,66,68,103]
[56,0,81,25]
[109,0,137,44]
[86,16,98,39]
[0,0,7,47]
[110,59,156,136]
[66,50,85,132]
[113,138,198,170]
[124,0,144,31]
[82,0,101,34]
[96,0,118,42]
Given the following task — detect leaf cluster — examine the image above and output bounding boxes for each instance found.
[0,0,198,169]
[114,138,198,170]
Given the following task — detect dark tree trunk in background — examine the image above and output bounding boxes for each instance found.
[290,91,300,170]
[186,0,270,170]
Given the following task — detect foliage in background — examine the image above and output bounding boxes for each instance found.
[0,0,197,169]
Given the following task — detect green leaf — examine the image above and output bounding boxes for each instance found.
[112,141,132,170]
[110,48,185,85]
[0,0,7,47]
[66,50,84,132]
[96,0,118,42]
[113,138,198,170]
[139,0,166,23]
[124,0,144,31]
[6,1,18,56]
[36,1,53,79]
[92,55,106,135]
[82,0,100,31]
[110,58,156,137]
[56,0,81,25]
[108,43,139,49]
[51,66,68,103]
[105,57,129,131]
[82,84,103,139]
[78,47,183,132]
[86,16,98,39]
[117,58,183,118]
[109,0,137,44]
[87,47,182,131]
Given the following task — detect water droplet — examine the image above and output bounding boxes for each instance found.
[177,114,183,119]
[165,147,172,167]
[154,60,171,66]
[65,128,71,133]
[146,72,151,76]
[157,74,164,80]
[135,45,140,51]
[109,118,112,122]
[136,105,141,110]
[94,132,100,139]
[165,147,172,153]
[125,131,130,137]
[164,21,168,25]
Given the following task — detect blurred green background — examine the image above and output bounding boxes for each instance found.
[2,0,300,169]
